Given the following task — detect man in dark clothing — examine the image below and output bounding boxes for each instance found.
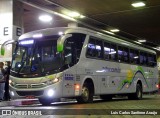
[4,61,11,101]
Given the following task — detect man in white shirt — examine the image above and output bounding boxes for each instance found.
[0,62,5,101]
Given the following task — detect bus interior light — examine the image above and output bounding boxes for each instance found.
[109,51,116,54]
[19,40,34,45]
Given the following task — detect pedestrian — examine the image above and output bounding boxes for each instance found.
[4,61,11,101]
[0,62,5,101]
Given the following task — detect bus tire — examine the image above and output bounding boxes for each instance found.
[76,84,93,103]
[128,84,142,100]
[100,95,112,101]
[38,97,53,106]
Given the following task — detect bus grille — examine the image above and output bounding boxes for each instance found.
[15,83,47,89]
[16,91,44,96]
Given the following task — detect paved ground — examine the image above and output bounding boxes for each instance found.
[0,92,160,118]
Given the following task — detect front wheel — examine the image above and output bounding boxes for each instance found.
[76,84,93,103]
[128,84,142,100]
[39,97,53,106]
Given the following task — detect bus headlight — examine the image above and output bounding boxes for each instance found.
[46,77,61,85]
[9,80,12,84]
[47,89,54,97]
[9,80,15,86]
[10,91,15,96]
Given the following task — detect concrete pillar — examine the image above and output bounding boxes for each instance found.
[0,0,23,61]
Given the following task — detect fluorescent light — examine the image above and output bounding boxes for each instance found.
[131,2,146,7]
[121,42,129,46]
[134,41,142,44]
[33,34,43,38]
[68,11,80,17]
[62,10,85,19]
[19,40,34,45]
[103,30,115,35]
[54,12,76,21]
[110,29,120,32]
[39,15,53,22]
[80,15,85,18]
[138,39,146,43]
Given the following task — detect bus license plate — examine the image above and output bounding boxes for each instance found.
[26,96,35,99]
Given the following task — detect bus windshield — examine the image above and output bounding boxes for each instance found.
[11,35,63,77]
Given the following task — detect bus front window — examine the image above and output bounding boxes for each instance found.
[11,36,63,77]
[11,33,86,77]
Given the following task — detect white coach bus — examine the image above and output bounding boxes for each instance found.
[9,27,159,105]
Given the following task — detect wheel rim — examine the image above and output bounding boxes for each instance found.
[82,87,89,101]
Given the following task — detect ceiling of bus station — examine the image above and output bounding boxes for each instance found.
[21,0,160,49]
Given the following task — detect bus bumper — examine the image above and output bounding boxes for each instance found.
[9,82,62,99]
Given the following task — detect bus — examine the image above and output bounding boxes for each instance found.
[9,27,159,105]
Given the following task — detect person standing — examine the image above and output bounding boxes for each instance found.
[0,62,5,101]
[4,61,11,101]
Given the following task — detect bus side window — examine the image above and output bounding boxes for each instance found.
[130,49,134,64]
[143,53,148,65]
[87,39,96,57]
[124,47,129,63]
[95,40,103,59]
[110,44,117,61]
[64,40,72,65]
[140,52,144,65]
[134,50,139,64]
[148,54,157,67]
[104,42,110,60]
[140,52,147,66]
[118,46,123,62]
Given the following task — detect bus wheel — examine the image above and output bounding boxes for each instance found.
[100,95,112,101]
[76,84,93,103]
[38,97,53,106]
[128,84,142,100]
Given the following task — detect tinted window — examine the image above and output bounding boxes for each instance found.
[104,42,110,60]
[110,44,117,61]
[148,54,157,67]
[87,37,103,59]
[130,49,139,64]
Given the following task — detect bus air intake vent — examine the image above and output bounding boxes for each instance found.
[16,91,44,96]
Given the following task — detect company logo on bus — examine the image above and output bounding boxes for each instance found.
[102,66,121,73]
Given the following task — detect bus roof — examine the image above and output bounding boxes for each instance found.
[19,27,156,54]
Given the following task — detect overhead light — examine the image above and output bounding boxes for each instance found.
[110,29,120,32]
[63,10,85,19]
[131,1,146,7]
[102,30,115,35]
[138,39,146,42]
[54,12,76,21]
[134,41,142,44]
[68,11,80,17]
[39,15,53,22]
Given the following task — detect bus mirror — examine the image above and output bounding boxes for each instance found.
[57,34,72,52]
[57,42,64,52]
[0,47,5,56]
